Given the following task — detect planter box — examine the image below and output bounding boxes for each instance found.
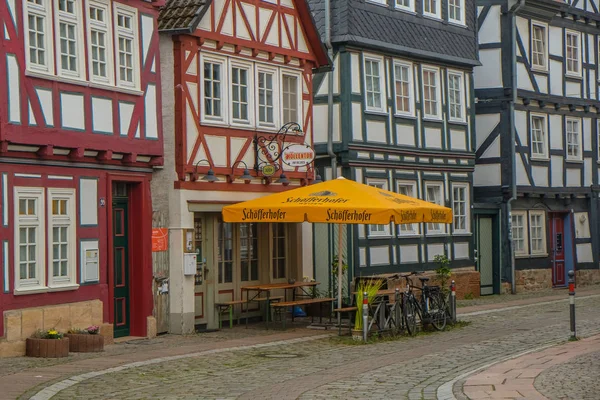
[65,334,104,352]
[26,338,70,358]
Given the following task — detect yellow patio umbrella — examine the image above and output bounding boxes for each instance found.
[222,177,452,314]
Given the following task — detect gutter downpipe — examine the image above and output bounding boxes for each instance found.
[508,0,525,294]
[324,0,337,179]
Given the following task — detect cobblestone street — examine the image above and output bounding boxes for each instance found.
[1,289,597,400]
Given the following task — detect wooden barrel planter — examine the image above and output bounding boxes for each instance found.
[65,334,104,352]
[26,338,70,358]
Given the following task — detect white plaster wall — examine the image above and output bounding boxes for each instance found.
[474,49,503,89]
[399,245,419,263]
[396,124,415,146]
[549,115,563,150]
[574,212,591,239]
[531,166,548,187]
[366,120,387,143]
[576,243,593,263]
[478,5,501,44]
[474,164,501,186]
[551,156,564,187]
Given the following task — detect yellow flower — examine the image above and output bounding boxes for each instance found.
[48,330,58,335]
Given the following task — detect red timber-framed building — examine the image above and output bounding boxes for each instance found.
[0,0,164,355]
[155,0,329,332]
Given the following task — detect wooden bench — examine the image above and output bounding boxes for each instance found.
[271,298,335,329]
[217,297,285,329]
[333,306,358,335]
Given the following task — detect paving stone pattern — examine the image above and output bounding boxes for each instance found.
[535,350,600,400]
[42,296,600,400]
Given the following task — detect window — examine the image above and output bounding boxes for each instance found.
[231,64,251,124]
[394,62,414,115]
[397,181,418,235]
[531,23,547,70]
[422,67,441,119]
[48,189,76,287]
[364,57,385,112]
[452,184,469,233]
[282,74,299,124]
[25,0,52,73]
[511,211,528,256]
[217,220,233,284]
[423,0,440,18]
[55,0,83,78]
[448,71,465,121]
[530,114,548,158]
[257,70,275,126]
[425,183,444,234]
[240,223,258,282]
[395,0,415,12]
[566,117,582,160]
[202,59,224,120]
[272,223,286,280]
[448,0,465,25]
[114,4,138,89]
[14,188,45,291]
[87,1,112,84]
[368,180,390,236]
[529,211,546,255]
[598,121,600,161]
[566,31,581,75]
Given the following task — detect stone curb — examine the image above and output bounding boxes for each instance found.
[29,334,332,400]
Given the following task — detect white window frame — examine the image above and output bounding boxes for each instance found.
[393,60,415,116]
[367,0,388,4]
[423,0,441,19]
[367,179,391,236]
[447,70,466,122]
[396,180,419,235]
[530,22,548,71]
[451,183,470,234]
[271,223,288,281]
[114,3,140,90]
[511,210,529,257]
[24,0,55,74]
[363,55,387,113]
[422,66,442,120]
[14,187,46,293]
[280,70,302,125]
[53,0,85,80]
[255,64,279,129]
[229,59,254,127]
[200,54,227,124]
[47,188,77,288]
[87,0,114,86]
[566,117,582,161]
[528,210,547,256]
[597,120,600,161]
[395,0,415,13]
[530,113,548,159]
[565,30,581,77]
[424,182,445,234]
[448,0,466,25]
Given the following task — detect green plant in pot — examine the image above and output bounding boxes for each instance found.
[353,278,384,341]
[331,255,349,306]
[433,254,451,296]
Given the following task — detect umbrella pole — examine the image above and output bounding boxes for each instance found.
[337,223,343,331]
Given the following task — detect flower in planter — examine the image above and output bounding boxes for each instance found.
[86,325,100,335]
[32,328,64,339]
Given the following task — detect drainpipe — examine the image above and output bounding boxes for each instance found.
[324,0,337,179]
[507,0,525,294]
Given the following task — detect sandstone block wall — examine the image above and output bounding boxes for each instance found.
[386,267,481,300]
[0,300,111,358]
[515,269,553,292]
[576,270,600,286]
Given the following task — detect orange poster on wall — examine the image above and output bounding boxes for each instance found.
[152,228,168,252]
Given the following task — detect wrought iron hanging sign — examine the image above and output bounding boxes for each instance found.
[281,144,315,167]
[254,122,313,174]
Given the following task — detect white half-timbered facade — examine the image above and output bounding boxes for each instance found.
[474,0,600,292]
[308,0,481,296]
[155,0,329,333]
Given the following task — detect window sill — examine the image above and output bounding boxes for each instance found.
[452,232,472,237]
[531,156,550,162]
[423,116,443,123]
[367,234,392,239]
[423,13,442,21]
[448,119,468,126]
[565,158,583,164]
[364,109,388,116]
[448,20,467,28]
[48,283,80,292]
[14,286,49,296]
[565,73,582,80]
[25,70,143,96]
[394,6,416,14]
[398,233,421,238]
[394,113,416,119]
[531,66,549,74]
[425,232,447,237]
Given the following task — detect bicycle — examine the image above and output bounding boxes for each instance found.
[399,271,447,335]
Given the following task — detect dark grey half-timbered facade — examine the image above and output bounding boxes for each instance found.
[307,0,480,296]
[475,0,600,293]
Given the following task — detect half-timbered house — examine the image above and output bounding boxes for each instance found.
[307,0,481,297]
[155,0,329,332]
[0,0,164,356]
[475,0,600,293]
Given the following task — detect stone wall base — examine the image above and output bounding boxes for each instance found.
[576,270,600,286]
[147,316,157,339]
[386,267,481,300]
[515,269,553,292]
[1,300,108,358]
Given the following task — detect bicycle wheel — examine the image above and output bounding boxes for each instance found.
[403,297,418,336]
[429,292,447,331]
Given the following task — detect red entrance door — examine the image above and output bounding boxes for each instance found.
[550,214,565,286]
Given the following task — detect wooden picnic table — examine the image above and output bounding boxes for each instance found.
[241,281,319,329]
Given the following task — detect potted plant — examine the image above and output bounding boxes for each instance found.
[65,325,104,352]
[352,278,384,341]
[331,255,349,307]
[26,328,70,358]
